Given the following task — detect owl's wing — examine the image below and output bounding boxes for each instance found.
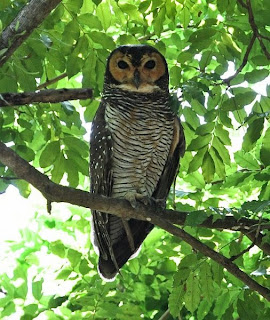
[152,116,185,201]
[90,101,115,267]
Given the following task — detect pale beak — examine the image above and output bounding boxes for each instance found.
[133,69,141,89]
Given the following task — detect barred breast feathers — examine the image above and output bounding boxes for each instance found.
[103,87,175,199]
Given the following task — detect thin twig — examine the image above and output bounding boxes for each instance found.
[37,73,68,89]
[223,34,256,85]
[238,0,270,60]
[158,309,171,320]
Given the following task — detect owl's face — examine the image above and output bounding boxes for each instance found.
[104,45,169,93]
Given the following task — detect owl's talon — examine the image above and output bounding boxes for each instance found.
[125,192,150,208]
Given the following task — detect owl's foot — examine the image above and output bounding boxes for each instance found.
[125,192,150,208]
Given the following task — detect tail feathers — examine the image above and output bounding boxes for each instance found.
[98,219,153,280]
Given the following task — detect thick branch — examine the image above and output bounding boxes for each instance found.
[0,88,93,107]
[0,141,270,301]
[0,0,62,67]
[0,141,269,232]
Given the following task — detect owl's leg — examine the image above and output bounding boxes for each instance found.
[121,219,135,251]
[124,191,150,208]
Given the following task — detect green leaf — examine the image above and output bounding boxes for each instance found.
[185,210,208,227]
[214,124,231,145]
[79,259,91,275]
[67,54,83,78]
[184,273,200,313]
[242,118,264,152]
[168,284,184,317]
[170,65,182,87]
[16,145,35,162]
[260,127,270,166]
[202,151,215,183]
[89,31,115,50]
[64,0,83,13]
[64,136,89,158]
[65,150,89,176]
[48,295,69,309]
[50,240,66,258]
[188,147,207,173]
[32,279,43,301]
[237,298,257,320]
[197,299,213,320]
[39,141,60,168]
[191,99,207,116]
[153,7,166,36]
[183,107,200,130]
[244,69,269,84]
[241,200,270,213]
[234,150,260,170]
[56,268,73,280]
[51,152,66,184]
[209,147,226,179]
[96,1,112,30]
[1,301,16,318]
[221,92,257,111]
[195,123,214,136]
[78,14,103,30]
[128,259,140,275]
[187,134,212,151]
[65,158,79,187]
[213,291,230,317]
[200,262,214,303]
[180,6,190,29]
[212,136,231,165]
[67,248,82,268]
[23,304,38,316]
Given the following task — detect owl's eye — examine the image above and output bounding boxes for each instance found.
[144,60,156,69]
[117,60,129,69]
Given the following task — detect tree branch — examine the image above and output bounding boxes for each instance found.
[0,141,270,301]
[222,34,256,85]
[0,0,62,67]
[243,230,270,256]
[0,141,269,232]
[237,0,270,60]
[0,88,93,107]
[246,0,270,59]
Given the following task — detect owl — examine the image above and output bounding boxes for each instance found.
[90,45,185,280]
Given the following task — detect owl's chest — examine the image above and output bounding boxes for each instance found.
[105,102,173,151]
[104,102,174,197]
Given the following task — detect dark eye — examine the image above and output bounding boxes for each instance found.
[117,60,129,69]
[144,60,156,69]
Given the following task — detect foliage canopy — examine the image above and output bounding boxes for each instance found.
[0,0,270,319]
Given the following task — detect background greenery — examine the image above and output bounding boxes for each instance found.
[0,0,270,319]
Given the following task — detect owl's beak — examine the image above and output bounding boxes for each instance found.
[133,69,141,89]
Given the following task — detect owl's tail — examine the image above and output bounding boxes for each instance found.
[97,217,154,280]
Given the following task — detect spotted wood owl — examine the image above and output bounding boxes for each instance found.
[90,45,185,280]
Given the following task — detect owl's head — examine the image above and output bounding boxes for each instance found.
[104,45,169,93]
